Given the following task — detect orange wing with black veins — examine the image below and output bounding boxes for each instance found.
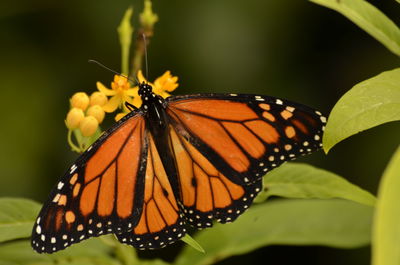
[115,133,186,250]
[169,125,262,228]
[165,94,325,227]
[167,94,326,185]
[32,114,147,253]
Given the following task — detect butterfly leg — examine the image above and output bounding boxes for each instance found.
[125,102,139,111]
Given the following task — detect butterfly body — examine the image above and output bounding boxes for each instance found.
[139,85,182,201]
[32,83,326,253]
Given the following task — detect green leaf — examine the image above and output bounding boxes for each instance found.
[372,146,400,265]
[0,198,41,243]
[140,260,171,265]
[322,68,400,152]
[181,234,205,253]
[175,199,372,265]
[310,0,400,56]
[255,163,376,206]
[0,238,118,265]
[113,240,140,265]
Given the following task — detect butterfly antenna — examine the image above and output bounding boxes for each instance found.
[88,59,139,85]
[142,33,149,84]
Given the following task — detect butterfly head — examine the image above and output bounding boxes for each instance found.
[138,82,153,97]
[138,82,166,111]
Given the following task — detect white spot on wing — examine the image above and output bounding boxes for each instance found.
[52,193,60,203]
[70,164,77,174]
[276,99,283,105]
[286,106,295,112]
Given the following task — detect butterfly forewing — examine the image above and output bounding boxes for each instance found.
[166,94,326,185]
[32,113,147,253]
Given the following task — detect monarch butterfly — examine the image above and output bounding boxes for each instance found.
[31,82,326,253]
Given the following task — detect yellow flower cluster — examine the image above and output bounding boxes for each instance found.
[65,70,178,146]
[66,92,107,137]
[96,70,179,121]
[65,2,167,153]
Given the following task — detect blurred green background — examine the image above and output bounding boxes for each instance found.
[1,0,399,264]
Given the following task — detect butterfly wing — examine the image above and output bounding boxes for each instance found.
[32,112,147,253]
[115,132,186,250]
[33,92,326,252]
[165,93,326,227]
[168,124,263,227]
[166,94,326,185]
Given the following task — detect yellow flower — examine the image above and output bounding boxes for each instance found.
[79,116,99,137]
[70,92,90,111]
[95,71,178,122]
[137,70,178,98]
[89,91,108,106]
[115,111,129,121]
[96,75,136,113]
[127,88,142,110]
[87,105,105,123]
[65,108,85,129]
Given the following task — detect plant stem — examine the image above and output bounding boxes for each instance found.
[67,129,82,153]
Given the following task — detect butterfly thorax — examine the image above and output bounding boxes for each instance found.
[138,82,168,130]
[138,82,179,193]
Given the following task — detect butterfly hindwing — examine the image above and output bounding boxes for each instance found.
[115,133,186,250]
[169,125,263,228]
[166,94,326,185]
[32,113,147,253]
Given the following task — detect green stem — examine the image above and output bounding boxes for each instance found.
[121,45,130,75]
[67,129,82,153]
[132,33,145,77]
[131,29,151,78]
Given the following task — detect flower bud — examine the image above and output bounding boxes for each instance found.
[87,105,105,124]
[79,116,99,137]
[140,0,158,33]
[70,92,90,110]
[65,108,85,129]
[90,91,108,106]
